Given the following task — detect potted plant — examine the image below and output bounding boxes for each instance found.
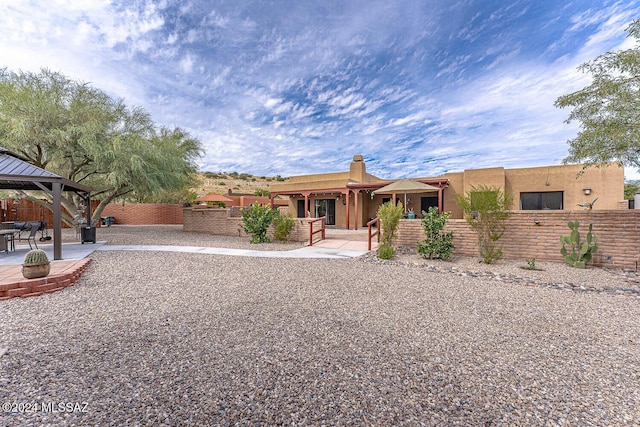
[22,249,50,279]
[407,208,416,219]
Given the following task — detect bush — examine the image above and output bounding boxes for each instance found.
[456,185,511,264]
[272,212,295,241]
[417,207,454,260]
[241,203,278,243]
[254,188,270,197]
[377,201,404,248]
[377,243,395,259]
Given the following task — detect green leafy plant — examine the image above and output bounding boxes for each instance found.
[272,212,295,241]
[254,188,271,197]
[526,258,536,270]
[560,221,598,269]
[417,207,454,260]
[377,243,395,260]
[23,249,49,265]
[456,185,512,264]
[375,201,404,259]
[377,201,404,251]
[241,203,278,243]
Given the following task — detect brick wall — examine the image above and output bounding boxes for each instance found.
[396,211,640,270]
[101,203,184,225]
[183,207,312,242]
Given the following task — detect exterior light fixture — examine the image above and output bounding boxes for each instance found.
[583,188,592,195]
[370,192,375,200]
[534,219,541,225]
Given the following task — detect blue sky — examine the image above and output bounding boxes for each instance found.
[1,0,639,179]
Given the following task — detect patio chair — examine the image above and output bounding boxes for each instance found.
[26,223,39,250]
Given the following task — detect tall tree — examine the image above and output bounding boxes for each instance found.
[0,69,202,225]
[555,20,640,171]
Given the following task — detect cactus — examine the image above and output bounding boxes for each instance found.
[23,249,50,265]
[560,221,598,268]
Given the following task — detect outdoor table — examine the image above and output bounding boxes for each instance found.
[0,229,18,253]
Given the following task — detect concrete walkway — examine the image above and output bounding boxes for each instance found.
[0,239,370,268]
[98,243,368,259]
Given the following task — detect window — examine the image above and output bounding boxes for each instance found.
[520,191,563,210]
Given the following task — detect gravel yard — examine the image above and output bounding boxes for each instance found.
[1,226,639,426]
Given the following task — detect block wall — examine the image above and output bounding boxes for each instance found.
[101,203,184,225]
[396,210,640,270]
[183,207,313,242]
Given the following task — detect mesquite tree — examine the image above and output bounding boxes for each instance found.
[0,69,202,225]
[555,20,640,173]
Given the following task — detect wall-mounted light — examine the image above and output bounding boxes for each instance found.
[534,219,541,225]
[13,198,20,205]
[583,188,592,195]
[370,192,375,200]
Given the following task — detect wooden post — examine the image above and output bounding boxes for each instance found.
[345,190,350,230]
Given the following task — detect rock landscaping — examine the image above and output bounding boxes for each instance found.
[1,226,638,425]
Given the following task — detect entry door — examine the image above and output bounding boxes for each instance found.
[297,200,306,218]
[314,199,336,225]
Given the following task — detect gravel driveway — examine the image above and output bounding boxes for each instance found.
[1,226,639,426]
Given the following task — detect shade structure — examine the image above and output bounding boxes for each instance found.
[374,179,439,214]
[374,179,439,194]
[196,193,233,203]
[0,147,92,260]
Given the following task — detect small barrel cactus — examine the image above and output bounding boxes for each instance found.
[23,249,50,265]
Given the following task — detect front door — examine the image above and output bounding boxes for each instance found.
[314,199,335,225]
[297,200,306,218]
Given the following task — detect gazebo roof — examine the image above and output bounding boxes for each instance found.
[0,147,92,260]
[0,148,91,193]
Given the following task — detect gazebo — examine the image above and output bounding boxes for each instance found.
[0,147,92,260]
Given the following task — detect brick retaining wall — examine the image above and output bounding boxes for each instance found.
[183,207,312,242]
[396,211,640,270]
[101,203,183,225]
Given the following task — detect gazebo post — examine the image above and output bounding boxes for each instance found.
[52,182,62,260]
[85,193,92,225]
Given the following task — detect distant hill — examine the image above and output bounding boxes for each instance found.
[193,171,288,197]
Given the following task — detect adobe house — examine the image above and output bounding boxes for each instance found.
[269,155,625,230]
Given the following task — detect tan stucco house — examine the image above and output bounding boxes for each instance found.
[270,155,625,229]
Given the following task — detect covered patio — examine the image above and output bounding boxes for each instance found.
[271,178,448,230]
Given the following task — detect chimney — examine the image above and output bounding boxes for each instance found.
[349,155,366,181]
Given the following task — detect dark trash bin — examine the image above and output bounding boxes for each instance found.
[101,216,115,226]
[81,226,96,244]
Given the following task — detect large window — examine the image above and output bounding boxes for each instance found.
[520,191,563,210]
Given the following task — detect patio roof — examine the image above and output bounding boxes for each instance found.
[196,193,234,203]
[374,178,440,194]
[0,147,92,260]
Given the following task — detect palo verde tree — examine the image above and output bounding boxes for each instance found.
[0,69,202,225]
[555,19,640,172]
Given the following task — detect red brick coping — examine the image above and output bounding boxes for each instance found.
[0,259,92,300]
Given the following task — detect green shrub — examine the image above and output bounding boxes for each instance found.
[456,185,511,264]
[272,212,295,241]
[377,201,404,248]
[241,203,278,243]
[417,207,454,260]
[560,221,598,268]
[254,188,270,197]
[526,258,536,270]
[377,243,395,259]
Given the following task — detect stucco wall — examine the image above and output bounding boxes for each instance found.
[396,210,640,270]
